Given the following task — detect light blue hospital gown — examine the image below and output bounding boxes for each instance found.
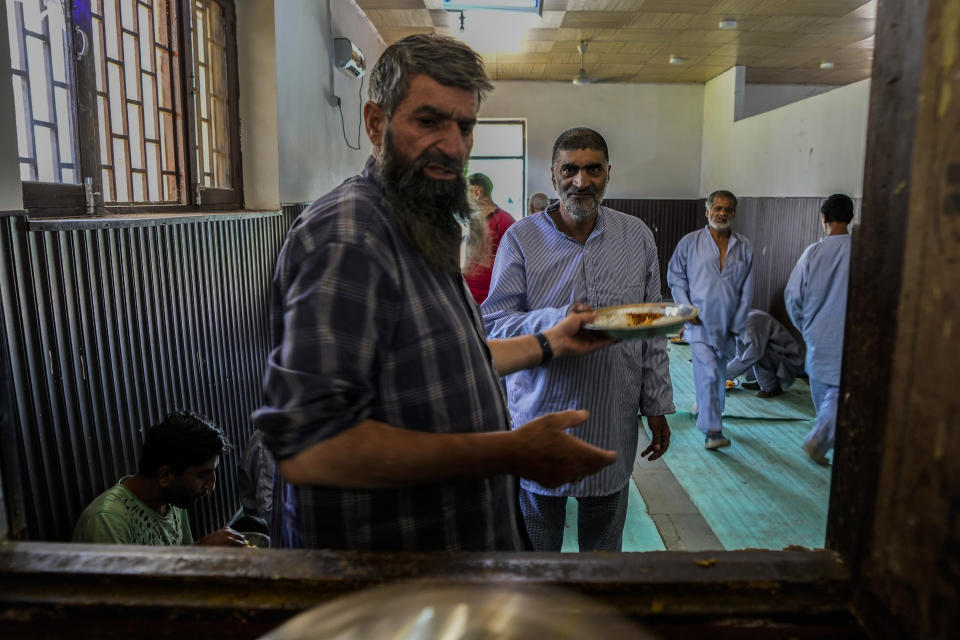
[726,309,804,392]
[667,226,753,435]
[785,234,851,459]
[482,205,675,499]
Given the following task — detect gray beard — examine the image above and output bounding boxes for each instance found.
[556,182,606,223]
[565,199,597,223]
[376,132,469,276]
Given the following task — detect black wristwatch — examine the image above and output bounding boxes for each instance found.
[534,332,553,366]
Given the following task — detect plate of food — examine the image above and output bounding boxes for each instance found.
[725,379,741,390]
[583,303,699,340]
[669,335,688,345]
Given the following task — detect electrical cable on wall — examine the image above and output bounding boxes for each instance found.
[338,74,364,150]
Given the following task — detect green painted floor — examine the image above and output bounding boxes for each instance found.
[561,479,665,552]
[660,342,832,550]
[557,342,832,552]
[668,342,817,421]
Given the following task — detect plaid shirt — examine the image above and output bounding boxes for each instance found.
[252,157,522,551]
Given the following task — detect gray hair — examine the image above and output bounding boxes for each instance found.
[706,190,738,209]
[462,209,492,276]
[528,192,549,213]
[368,34,493,118]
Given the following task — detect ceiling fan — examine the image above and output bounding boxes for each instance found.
[572,41,593,85]
[571,41,634,85]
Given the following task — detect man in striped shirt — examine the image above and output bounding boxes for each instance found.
[483,128,674,552]
[252,36,616,551]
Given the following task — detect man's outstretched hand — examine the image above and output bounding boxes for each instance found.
[511,410,617,487]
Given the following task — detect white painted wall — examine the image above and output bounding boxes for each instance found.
[742,84,838,119]
[274,0,384,204]
[701,67,870,197]
[480,81,705,199]
[0,0,23,211]
[236,0,280,210]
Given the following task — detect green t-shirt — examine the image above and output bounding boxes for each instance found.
[72,477,193,545]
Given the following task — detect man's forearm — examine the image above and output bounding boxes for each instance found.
[278,419,519,488]
[488,334,544,376]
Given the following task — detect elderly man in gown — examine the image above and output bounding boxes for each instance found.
[667,190,754,450]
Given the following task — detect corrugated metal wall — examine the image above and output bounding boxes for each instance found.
[0,205,307,541]
[604,196,861,326]
[603,199,704,298]
[734,197,862,325]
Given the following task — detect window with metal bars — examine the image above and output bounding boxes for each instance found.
[5,0,241,216]
[468,120,526,220]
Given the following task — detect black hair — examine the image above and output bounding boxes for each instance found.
[551,127,609,164]
[467,173,494,198]
[138,410,227,476]
[821,193,854,224]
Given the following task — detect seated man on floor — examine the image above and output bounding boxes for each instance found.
[73,410,244,546]
[726,309,804,398]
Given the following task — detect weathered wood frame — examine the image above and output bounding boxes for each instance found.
[1,0,955,637]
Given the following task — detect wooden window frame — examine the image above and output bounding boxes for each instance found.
[469,119,527,219]
[15,0,242,218]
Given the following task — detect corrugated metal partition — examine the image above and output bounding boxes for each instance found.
[602,199,703,298]
[0,206,308,541]
[733,197,862,322]
[601,196,862,323]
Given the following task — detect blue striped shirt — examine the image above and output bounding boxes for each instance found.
[252,157,522,551]
[482,204,675,497]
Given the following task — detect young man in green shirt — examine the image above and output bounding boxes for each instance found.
[73,411,244,546]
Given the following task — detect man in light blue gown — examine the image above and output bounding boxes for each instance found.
[667,191,754,450]
[785,194,854,464]
[726,309,804,398]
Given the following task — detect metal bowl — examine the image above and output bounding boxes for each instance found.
[241,532,270,548]
[258,582,651,639]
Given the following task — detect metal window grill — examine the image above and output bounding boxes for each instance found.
[91,0,184,204]
[189,0,230,189]
[7,0,80,184]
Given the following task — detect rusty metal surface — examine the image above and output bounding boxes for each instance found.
[0,542,859,638]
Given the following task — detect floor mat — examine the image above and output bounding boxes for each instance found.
[659,410,831,550]
[668,342,817,420]
[560,479,665,552]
